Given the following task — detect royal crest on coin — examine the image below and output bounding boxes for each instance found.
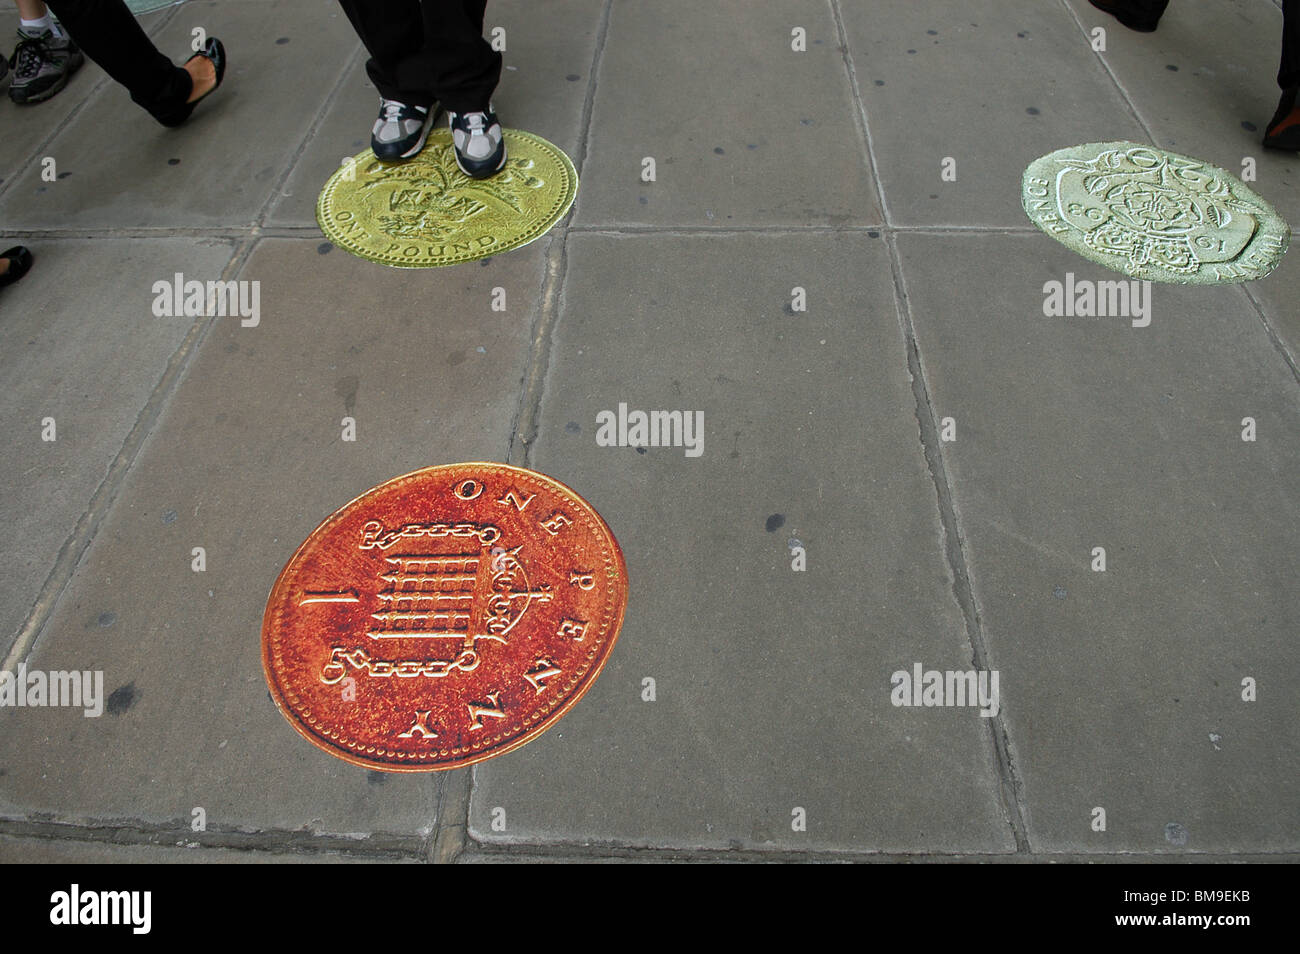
[317,129,578,267]
[1023,142,1289,284]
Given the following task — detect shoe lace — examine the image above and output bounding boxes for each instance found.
[380,98,425,124]
[466,113,487,133]
[10,38,48,81]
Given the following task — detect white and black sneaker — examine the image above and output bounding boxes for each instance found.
[371,97,439,163]
[449,105,506,179]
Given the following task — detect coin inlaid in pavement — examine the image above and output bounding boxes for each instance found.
[1023,142,1289,284]
[262,463,627,772]
[317,129,577,267]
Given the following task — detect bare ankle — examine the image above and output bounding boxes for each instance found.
[184,57,216,104]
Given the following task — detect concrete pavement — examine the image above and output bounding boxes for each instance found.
[0,0,1296,862]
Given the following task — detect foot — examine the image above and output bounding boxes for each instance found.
[1264,86,1300,151]
[449,105,506,179]
[371,97,438,163]
[0,246,33,288]
[1088,0,1163,32]
[185,51,217,103]
[155,37,225,128]
[8,28,84,104]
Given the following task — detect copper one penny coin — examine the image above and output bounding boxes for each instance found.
[262,462,627,771]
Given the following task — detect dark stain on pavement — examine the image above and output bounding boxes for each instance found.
[335,375,359,416]
[106,683,137,716]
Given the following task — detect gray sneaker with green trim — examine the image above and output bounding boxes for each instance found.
[9,28,84,104]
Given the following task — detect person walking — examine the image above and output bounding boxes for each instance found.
[35,0,226,126]
[6,0,82,104]
[1089,0,1300,150]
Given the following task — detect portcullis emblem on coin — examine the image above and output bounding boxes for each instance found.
[262,463,627,771]
[317,129,577,267]
[1023,142,1289,284]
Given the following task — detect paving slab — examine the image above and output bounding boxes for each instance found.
[841,0,1147,227]
[1060,0,1300,373]
[267,0,602,228]
[0,237,234,658]
[896,231,1300,853]
[574,0,881,228]
[468,233,1014,853]
[0,0,356,230]
[0,237,546,839]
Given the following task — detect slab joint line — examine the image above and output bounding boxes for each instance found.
[831,0,892,227]
[255,42,365,228]
[884,232,1032,853]
[1059,0,1157,143]
[1241,283,1300,384]
[835,0,1028,850]
[506,0,611,468]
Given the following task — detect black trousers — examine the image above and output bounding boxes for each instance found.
[43,0,192,124]
[1133,0,1299,90]
[1281,0,1300,90]
[336,0,501,113]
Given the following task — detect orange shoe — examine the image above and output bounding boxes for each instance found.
[1264,87,1300,151]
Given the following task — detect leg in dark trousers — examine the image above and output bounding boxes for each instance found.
[42,0,193,123]
[1088,0,1169,32]
[1266,0,1300,147]
[1278,0,1300,90]
[337,0,500,112]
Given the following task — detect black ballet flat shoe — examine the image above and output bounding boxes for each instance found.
[156,37,226,128]
[0,246,33,288]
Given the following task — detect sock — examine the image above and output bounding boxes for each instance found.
[19,14,64,39]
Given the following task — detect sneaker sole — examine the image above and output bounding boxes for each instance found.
[10,74,70,104]
[8,52,84,105]
[454,142,507,179]
[1263,128,1300,151]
